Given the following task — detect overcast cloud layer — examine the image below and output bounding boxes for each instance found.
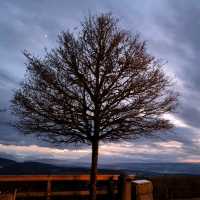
[0,0,200,164]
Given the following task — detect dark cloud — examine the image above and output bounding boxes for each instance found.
[1,0,200,163]
[153,1,200,89]
[0,69,19,87]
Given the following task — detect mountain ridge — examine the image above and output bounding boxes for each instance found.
[0,157,199,176]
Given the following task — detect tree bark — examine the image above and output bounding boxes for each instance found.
[89,140,99,200]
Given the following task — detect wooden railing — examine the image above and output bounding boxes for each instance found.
[0,174,121,199]
[0,174,119,181]
[0,174,154,200]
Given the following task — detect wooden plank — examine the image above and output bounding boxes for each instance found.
[0,194,14,200]
[17,192,46,197]
[0,175,119,182]
[16,189,118,197]
[47,180,51,200]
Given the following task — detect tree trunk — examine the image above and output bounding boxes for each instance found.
[89,140,99,200]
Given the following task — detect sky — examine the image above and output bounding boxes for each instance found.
[0,0,200,165]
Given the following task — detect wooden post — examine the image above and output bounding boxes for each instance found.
[132,180,153,200]
[119,174,135,200]
[47,180,51,200]
[13,189,17,200]
[108,177,115,200]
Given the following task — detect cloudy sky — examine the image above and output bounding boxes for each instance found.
[0,0,200,165]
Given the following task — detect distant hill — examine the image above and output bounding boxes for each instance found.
[0,157,86,174]
[101,162,200,176]
[0,157,200,176]
[0,157,121,175]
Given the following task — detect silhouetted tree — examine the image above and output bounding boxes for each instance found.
[12,14,178,200]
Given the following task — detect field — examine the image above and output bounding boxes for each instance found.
[148,175,200,200]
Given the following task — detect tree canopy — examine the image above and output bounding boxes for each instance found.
[12,13,178,200]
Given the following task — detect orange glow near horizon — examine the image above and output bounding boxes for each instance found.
[0,139,195,163]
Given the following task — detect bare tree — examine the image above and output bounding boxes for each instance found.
[12,14,178,200]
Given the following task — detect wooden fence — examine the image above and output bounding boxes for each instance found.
[0,174,154,200]
[0,174,123,199]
